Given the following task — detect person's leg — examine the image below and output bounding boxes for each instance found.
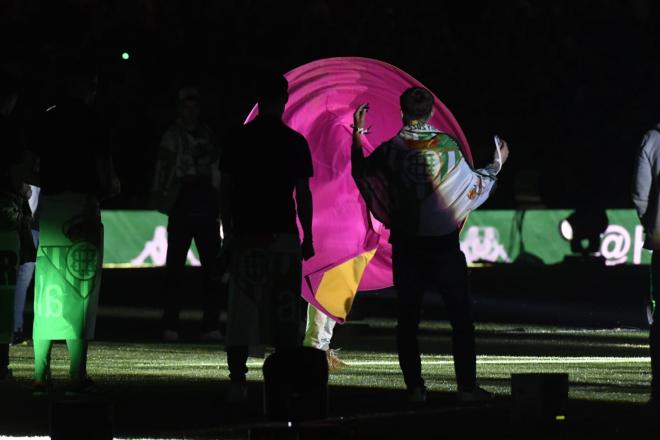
[393,241,426,390]
[432,247,477,391]
[66,339,88,380]
[13,230,38,335]
[0,344,8,378]
[272,237,304,350]
[303,304,336,351]
[33,339,53,381]
[163,213,194,333]
[13,261,34,333]
[192,216,222,334]
[650,251,660,396]
[226,345,249,382]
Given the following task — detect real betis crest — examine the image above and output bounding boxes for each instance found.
[40,243,99,299]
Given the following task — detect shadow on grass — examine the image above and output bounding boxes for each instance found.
[1,377,660,439]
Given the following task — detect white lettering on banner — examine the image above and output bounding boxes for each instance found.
[460,226,510,264]
[131,226,201,267]
[42,284,63,318]
[600,225,631,266]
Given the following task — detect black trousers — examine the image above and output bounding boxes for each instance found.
[392,233,477,391]
[651,252,660,394]
[0,343,8,372]
[163,211,222,332]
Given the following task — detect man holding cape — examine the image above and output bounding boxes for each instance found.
[351,87,509,403]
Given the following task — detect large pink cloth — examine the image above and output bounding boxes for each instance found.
[246,57,472,319]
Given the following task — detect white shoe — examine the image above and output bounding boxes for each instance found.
[200,329,224,341]
[407,385,427,403]
[226,381,248,403]
[163,329,179,341]
[456,385,493,403]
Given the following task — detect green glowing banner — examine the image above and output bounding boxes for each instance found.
[34,195,103,340]
[459,209,650,266]
[100,209,650,268]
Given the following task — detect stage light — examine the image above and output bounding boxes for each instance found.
[559,207,608,259]
[559,219,573,241]
[121,52,130,61]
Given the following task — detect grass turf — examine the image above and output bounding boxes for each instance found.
[0,320,653,438]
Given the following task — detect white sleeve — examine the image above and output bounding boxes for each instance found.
[469,164,498,211]
[632,133,653,220]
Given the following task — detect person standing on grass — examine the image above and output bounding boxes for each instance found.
[220,71,314,402]
[29,56,120,395]
[150,87,224,342]
[351,87,509,403]
[632,124,660,405]
[0,71,35,382]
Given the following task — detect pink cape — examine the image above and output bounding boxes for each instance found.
[246,57,472,322]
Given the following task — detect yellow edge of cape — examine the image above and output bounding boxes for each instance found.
[314,248,377,320]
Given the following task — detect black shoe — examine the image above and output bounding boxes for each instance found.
[456,385,493,403]
[11,330,27,346]
[32,377,53,396]
[406,385,427,403]
[65,376,97,396]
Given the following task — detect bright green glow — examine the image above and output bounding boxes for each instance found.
[556,415,566,421]
[122,52,130,60]
[33,198,102,340]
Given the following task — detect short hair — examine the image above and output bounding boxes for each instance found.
[256,71,288,104]
[400,87,433,122]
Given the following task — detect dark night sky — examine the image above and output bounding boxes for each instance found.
[3,0,660,210]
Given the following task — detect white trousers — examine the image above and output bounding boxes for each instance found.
[303,303,336,351]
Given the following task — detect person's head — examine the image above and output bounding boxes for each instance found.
[176,87,201,128]
[400,87,434,124]
[61,56,99,105]
[0,70,19,116]
[256,71,288,116]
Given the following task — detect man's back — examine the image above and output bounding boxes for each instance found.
[363,129,496,238]
[222,115,313,235]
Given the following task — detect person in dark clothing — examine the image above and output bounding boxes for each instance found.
[632,124,660,404]
[220,72,314,402]
[0,72,33,382]
[28,57,120,394]
[150,87,223,341]
[351,88,509,403]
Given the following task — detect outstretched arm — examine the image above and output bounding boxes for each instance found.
[469,138,511,210]
[351,103,369,178]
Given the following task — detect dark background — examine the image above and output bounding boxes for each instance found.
[3,0,660,210]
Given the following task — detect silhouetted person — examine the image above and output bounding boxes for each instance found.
[351,88,509,403]
[220,72,314,402]
[13,184,39,344]
[632,123,660,404]
[151,87,223,341]
[28,56,120,394]
[0,71,34,382]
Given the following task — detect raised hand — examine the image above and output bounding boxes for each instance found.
[353,103,369,133]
